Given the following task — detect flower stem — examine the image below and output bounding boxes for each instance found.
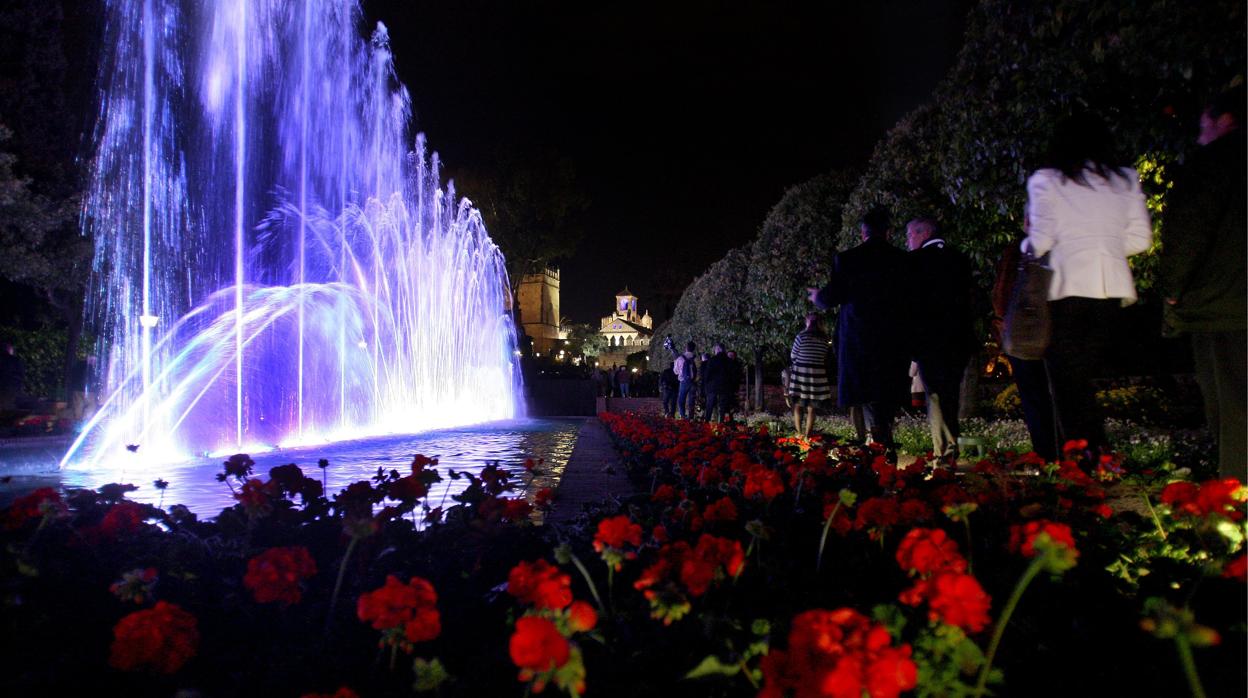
[975,557,1043,696]
[567,551,607,614]
[1141,489,1167,540]
[325,535,360,634]
[738,659,760,690]
[816,502,841,573]
[1175,635,1207,698]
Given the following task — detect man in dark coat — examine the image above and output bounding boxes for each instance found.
[701,344,729,422]
[905,217,976,460]
[1160,86,1246,479]
[808,207,910,448]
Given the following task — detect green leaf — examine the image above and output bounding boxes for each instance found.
[412,656,451,692]
[684,655,741,680]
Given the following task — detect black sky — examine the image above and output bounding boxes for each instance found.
[364,0,972,325]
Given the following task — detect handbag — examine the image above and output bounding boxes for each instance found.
[1002,250,1052,360]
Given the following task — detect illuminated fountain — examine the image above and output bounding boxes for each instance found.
[63,0,520,469]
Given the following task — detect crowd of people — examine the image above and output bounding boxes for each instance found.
[659,338,745,423]
[786,92,1244,478]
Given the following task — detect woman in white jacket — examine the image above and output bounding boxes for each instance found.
[1024,113,1153,451]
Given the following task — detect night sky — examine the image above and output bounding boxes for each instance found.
[365,0,972,325]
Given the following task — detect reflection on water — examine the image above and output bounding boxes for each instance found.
[50,418,582,518]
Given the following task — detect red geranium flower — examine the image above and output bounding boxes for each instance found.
[1161,478,1247,520]
[744,465,785,501]
[925,572,992,633]
[1,487,65,530]
[567,600,598,632]
[99,501,148,539]
[507,559,573,610]
[109,601,200,674]
[593,515,643,551]
[702,496,738,523]
[1008,519,1077,559]
[1223,555,1247,583]
[244,546,317,605]
[759,608,917,698]
[894,528,966,576]
[356,575,441,647]
[300,688,360,698]
[509,616,570,672]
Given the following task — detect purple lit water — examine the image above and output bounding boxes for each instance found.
[69,0,520,471]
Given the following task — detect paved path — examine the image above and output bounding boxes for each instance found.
[546,417,635,526]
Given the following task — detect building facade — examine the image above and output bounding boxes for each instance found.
[518,268,565,356]
[597,288,653,367]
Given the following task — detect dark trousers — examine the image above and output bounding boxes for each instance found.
[705,392,721,422]
[852,402,897,449]
[1007,354,1058,462]
[1045,297,1119,451]
[1192,331,1247,479]
[662,390,677,417]
[677,381,695,419]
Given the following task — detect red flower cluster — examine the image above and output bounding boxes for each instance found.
[244,546,317,605]
[1,487,65,530]
[744,464,785,500]
[356,575,441,647]
[1008,520,1078,559]
[1223,555,1247,583]
[109,601,200,674]
[702,496,738,523]
[509,615,570,673]
[508,559,573,610]
[894,528,966,576]
[635,533,745,599]
[1159,478,1246,521]
[234,478,276,517]
[98,501,148,539]
[894,528,991,633]
[593,515,643,551]
[759,608,917,698]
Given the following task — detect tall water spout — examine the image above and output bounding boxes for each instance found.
[67,0,521,469]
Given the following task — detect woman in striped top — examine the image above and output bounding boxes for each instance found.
[789,313,832,437]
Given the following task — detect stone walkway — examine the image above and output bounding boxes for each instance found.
[546,417,635,526]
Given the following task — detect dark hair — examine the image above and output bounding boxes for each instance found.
[1207,84,1246,127]
[1042,112,1128,186]
[860,207,892,238]
[907,217,939,237]
[686,340,696,352]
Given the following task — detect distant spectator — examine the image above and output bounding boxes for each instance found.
[702,344,729,422]
[592,367,608,397]
[0,343,25,411]
[905,217,976,461]
[1160,85,1246,479]
[665,337,698,419]
[616,366,631,397]
[1024,112,1152,452]
[722,350,743,422]
[697,353,711,418]
[788,314,832,437]
[659,366,679,417]
[992,225,1059,462]
[809,207,910,449]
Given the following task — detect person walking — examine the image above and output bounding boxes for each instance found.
[905,217,976,461]
[1160,86,1246,479]
[992,227,1059,462]
[809,207,910,449]
[788,314,832,437]
[617,366,631,398]
[1024,112,1152,451]
[701,344,730,422]
[659,365,679,417]
[665,337,698,419]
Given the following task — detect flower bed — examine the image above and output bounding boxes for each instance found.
[0,417,1244,696]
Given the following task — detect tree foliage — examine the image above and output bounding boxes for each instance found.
[660,0,1244,370]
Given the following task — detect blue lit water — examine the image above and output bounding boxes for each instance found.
[1,418,582,517]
